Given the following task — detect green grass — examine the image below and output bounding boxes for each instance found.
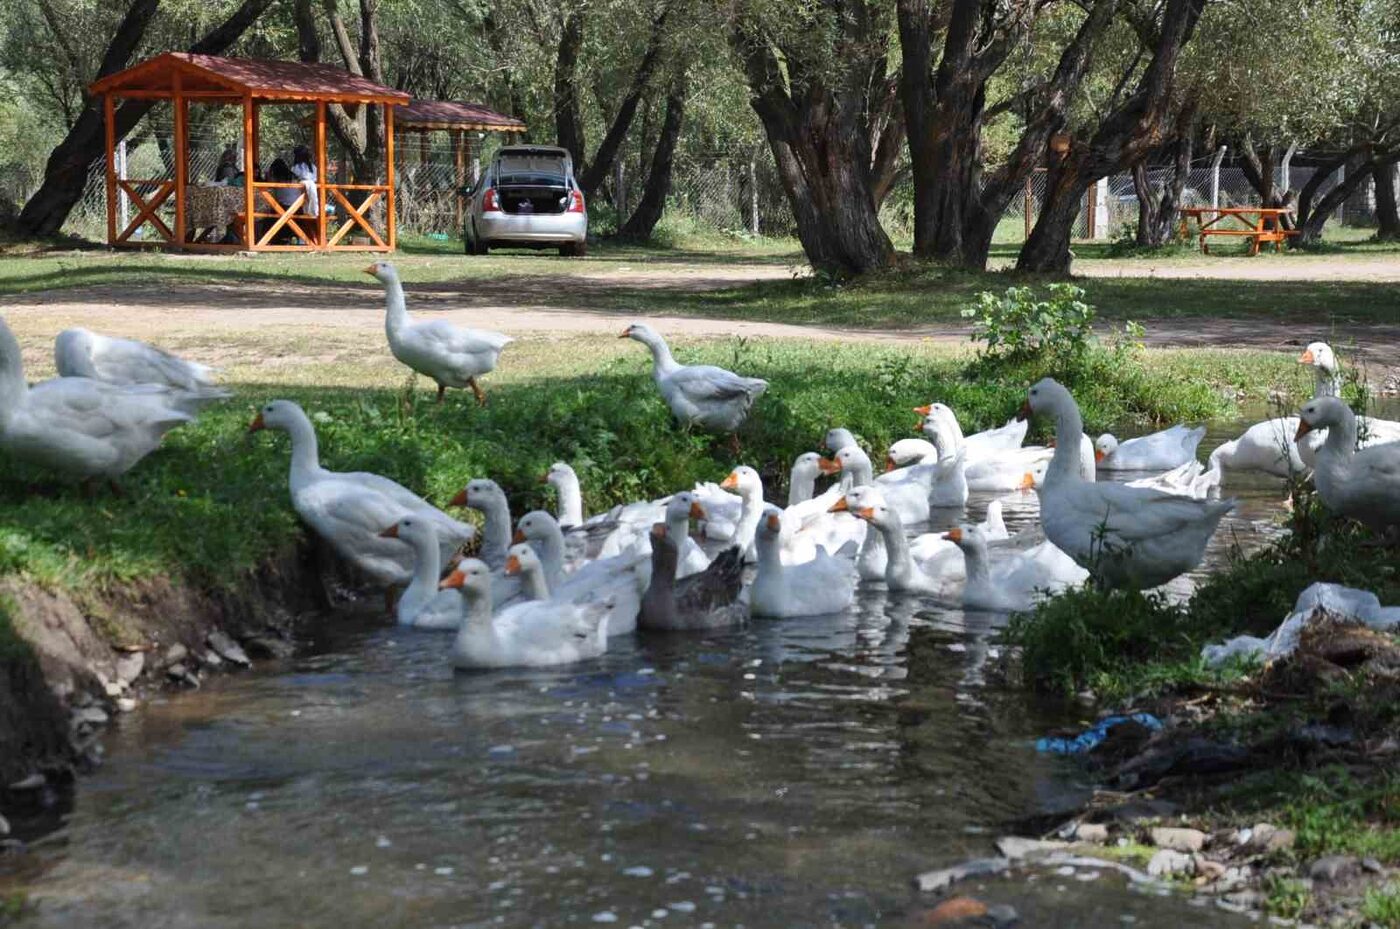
[0,336,1289,591]
[1222,767,1400,865]
[1363,883,1400,927]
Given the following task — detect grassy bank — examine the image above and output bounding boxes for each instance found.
[0,334,1304,592]
[1005,491,1400,925]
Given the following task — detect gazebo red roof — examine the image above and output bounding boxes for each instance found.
[396,99,526,133]
[90,52,410,105]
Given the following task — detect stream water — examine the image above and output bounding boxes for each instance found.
[6,410,1373,929]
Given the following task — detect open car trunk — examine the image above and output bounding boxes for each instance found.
[497,183,569,215]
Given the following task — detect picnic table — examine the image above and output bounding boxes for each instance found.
[1178,206,1298,255]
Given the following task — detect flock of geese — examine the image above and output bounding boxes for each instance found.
[1,261,1397,671]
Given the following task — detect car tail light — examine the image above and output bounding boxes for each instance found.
[567,190,585,213]
[482,188,501,212]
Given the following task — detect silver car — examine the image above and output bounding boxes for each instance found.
[463,145,588,257]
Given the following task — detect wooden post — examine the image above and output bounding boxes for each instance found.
[750,160,759,235]
[173,72,187,248]
[1024,174,1033,239]
[385,103,396,250]
[104,94,117,245]
[454,130,466,229]
[316,100,328,248]
[242,96,255,249]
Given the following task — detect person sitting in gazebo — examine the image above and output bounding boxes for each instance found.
[291,144,319,218]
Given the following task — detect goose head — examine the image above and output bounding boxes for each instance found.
[647,520,679,559]
[503,542,543,577]
[822,427,858,453]
[719,465,763,498]
[756,506,784,540]
[666,491,706,523]
[826,445,874,482]
[378,514,436,548]
[1017,378,1071,421]
[619,322,663,347]
[828,484,886,515]
[886,438,937,471]
[438,558,491,597]
[362,260,400,284]
[247,399,307,434]
[1298,342,1337,375]
[1093,434,1118,463]
[543,461,577,488]
[513,510,560,544]
[790,451,824,483]
[1295,395,1352,440]
[942,524,987,553]
[449,478,506,511]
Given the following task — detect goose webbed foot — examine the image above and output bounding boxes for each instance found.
[467,378,487,406]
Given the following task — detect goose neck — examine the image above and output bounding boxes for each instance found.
[962,542,990,587]
[1314,367,1341,399]
[455,589,495,647]
[382,279,411,337]
[1044,403,1085,487]
[878,519,913,581]
[479,497,512,559]
[284,411,323,479]
[402,533,441,616]
[0,318,28,430]
[553,477,584,527]
[1321,410,1358,459]
[640,332,679,377]
[533,526,567,586]
[788,469,816,506]
[518,563,551,601]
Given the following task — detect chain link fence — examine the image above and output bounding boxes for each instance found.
[41,131,1388,246]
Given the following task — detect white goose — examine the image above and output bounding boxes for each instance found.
[914,403,1028,454]
[1298,342,1400,445]
[54,328,227,403]
[0,316,199,490]
[621,322,767,445]
[916,409,1059,490]
[751,509,858,618]
[833,494,963,596]
[543,461,586,528]
[825,445,942,525]
[1208,416,1311,478]
[661,491,713,577]
[943,524,1088,613]
[1094,424,1205,471]
[249,400,474,589]
[1296,396,1400,536]
[448,478,514,571]
[882,437,969,508]
[368,261,513,405]
[1021,379,1236,590]
[515,510,645,636]
[440,559,609,669]
[380,515,465,629]
[1124,459,1221,499]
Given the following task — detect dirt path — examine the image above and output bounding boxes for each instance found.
[6,256,1399,380]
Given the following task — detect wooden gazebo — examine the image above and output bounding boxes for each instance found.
[89,53,410,252]
[395,100,526,228]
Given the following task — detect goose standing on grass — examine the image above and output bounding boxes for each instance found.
[752,509,858,617]
[1094,424,1205,471]
[54,328,228,405]
[639,524,747,631]
[249,400,474,592]
[367,261,513,406]
[1296,396,1400,536]
[379,516,464,629]
[439,559,610,669]
[1019,379,1236,590]
[943,525,1088,613]
[620,322,767,451]
[0,315,199,491]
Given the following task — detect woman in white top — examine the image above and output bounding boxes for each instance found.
[291,145,319,218]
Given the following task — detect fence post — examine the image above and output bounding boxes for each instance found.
[1280,142,1296,192]
[614,159,626,218]
[1023,174,1033,239]
[117,139,130,236]
[1210,145,1226,209]
[1336,163,1345,225]
[750,160,759,235]
[1093,177,1110,239]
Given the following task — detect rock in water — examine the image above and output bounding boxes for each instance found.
[914,857,1010,893]
[206,630,251,667]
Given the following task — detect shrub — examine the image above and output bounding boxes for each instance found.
[961,283,1095,365]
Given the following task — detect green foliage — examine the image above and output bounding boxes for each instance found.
[1362,883,1400,927]
[961,283,1095,365]
[1226,767,1400,865]
[1263,874,1312,920]
[0,595,28,664]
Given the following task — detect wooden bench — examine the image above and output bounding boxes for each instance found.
[1181,207,1298,256]
[1199,227,1299,256]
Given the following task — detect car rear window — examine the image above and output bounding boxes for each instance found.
[496,154,568,186]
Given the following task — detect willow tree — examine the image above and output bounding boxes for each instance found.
[728,0,895,275]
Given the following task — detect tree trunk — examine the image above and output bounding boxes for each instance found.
[17,0,271,236]
[1294,148,1373,245]
[731,1,895,276]
[1373,160,1400,241]
[553,7,586,170]
[897,0,1118,269]
[1237,139,1277,206]
[868,75,904,209]
[577,5,671,197]
[1018,0,1205,272]
[618,74,687,240]
[294,0,385,183]
[1133,105,1195,246]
